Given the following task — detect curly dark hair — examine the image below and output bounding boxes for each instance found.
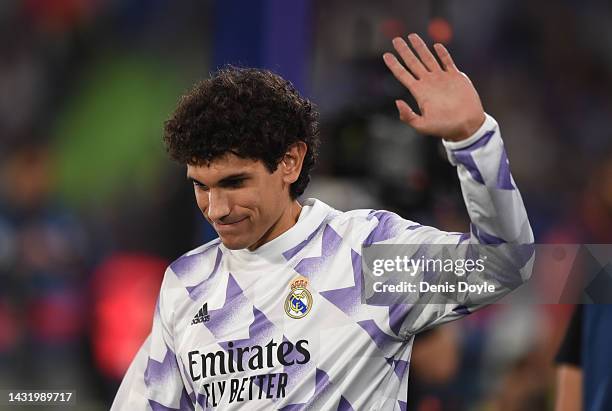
[163,66,320,199]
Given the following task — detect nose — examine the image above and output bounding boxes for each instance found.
[207,189,231,222]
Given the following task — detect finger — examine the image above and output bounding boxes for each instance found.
[433,43,458,72]
[407,33,441,72]
[383,53,417,91]
[392,37,427,79]
[395,99,423,128]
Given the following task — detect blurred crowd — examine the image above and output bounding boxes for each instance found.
[1,0,612,410]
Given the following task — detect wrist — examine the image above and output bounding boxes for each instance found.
[444,113,486,142]
[442,113,497,152]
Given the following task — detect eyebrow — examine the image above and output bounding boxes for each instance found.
[187,172,251,187]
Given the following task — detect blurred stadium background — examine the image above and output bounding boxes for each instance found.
[1,0,611,410]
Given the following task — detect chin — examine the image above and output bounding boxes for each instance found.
[218,235,251,250]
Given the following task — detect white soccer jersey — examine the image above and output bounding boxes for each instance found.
[112,114,534,411]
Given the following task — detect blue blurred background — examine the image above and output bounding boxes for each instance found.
[1,0,612,409]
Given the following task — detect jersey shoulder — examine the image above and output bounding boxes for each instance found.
[166,237,223,283]
[328,207,421,247]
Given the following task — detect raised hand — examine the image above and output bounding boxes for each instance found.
[383,33,486,141]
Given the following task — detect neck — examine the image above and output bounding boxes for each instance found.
[248,200,302,251]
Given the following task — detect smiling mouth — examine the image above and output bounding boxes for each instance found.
[214,217,247,230]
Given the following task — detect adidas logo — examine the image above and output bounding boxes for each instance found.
[191,303,210,325]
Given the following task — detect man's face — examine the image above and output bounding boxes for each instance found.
[187,153,293,251]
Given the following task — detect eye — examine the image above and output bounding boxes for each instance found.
[221,178,246,188]
[192,180,209,191]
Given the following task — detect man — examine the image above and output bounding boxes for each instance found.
[112,33,533,410]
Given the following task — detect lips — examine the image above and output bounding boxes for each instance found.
[213,217,247,232]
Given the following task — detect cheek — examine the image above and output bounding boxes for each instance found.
[194,190,209,212]
[236,191,259,214]
[257,184,285,217]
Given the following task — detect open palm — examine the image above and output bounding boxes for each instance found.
[383,34,485,141]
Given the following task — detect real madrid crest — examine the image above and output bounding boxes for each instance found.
[284,276,313,319]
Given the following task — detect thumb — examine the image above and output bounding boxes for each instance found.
[395,99,422,129]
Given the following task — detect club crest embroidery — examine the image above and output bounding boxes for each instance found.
[284,276,313,319]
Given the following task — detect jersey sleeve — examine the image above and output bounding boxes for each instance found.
[111,269,194,411]
[363,113,535,336]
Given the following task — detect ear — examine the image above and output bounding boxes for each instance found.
[280,141,307,184]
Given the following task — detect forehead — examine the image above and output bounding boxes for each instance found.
[186,153,266,182]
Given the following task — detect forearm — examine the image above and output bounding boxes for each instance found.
[443,113,534,246]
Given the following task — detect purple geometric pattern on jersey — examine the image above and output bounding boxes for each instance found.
[364,211,407,246]
[407,224,422,231]
[314,369,331,401]
[455,129,495,153]
[422,263,439,285]
[319,247,413,338]
[214,306,275,394]
[195,392,208,409]
[398,400,408,411]
[155,297,161,317]
[218,306,275,353]
[320,249,362,317]
[337,395,354,411]
[357,319,400,354]
[278,368,335,411]
[149,400,178,411]
[144,344,180,388]
[180,389,196,411]
[169,240,221,278]
[470,240,531,290]
[293,225,343,281]
[196,393,212,410]
[517,243,536,268]
[470,223,505,245]
[180,361,197,397]
[146,385,193,410]
[449,129,496,186]
[282,218,331,260]
[453,232,470,244]
[462,239,526,290]
[452,150,485,185]
[148,400,169,411]
[385,357,409,379]
[388,304,412,337]
[148,389,194,411]
[280,335,314,396]
[496,149,515,190]
[186,248,224,301]
[204,274,252,341]
[453,305,471,315]
[394,359,408,379]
